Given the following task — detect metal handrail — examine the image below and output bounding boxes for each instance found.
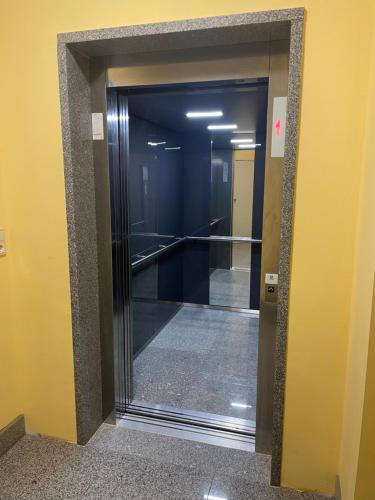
[186,235,262,243]
[131,235,262,269]
[131,238,184,268]
[209,217,225,227]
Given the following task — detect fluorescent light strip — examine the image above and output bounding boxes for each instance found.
[232,129,256,134]
[230,138,254,144]
[147,141,166,146]
[186,110,223,118]
[237,143,262,149]
[208,124,237,131]
[165,147,181,150]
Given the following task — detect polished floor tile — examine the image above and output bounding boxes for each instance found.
[210,268,251,308]
[92,424,268,478]
[0,426,332,500]
[133,306,258,422]
[110,462,211,500]
[208,474,330,500]
[133,346,208,408]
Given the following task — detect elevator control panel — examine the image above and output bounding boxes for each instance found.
[0,228,6,256]
[265,273,278,303]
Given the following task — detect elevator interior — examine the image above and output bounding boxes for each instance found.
[109,80,268,436]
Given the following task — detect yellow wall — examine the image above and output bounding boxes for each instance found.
[0,0,374,495]
[281,3,373,493]
[0,6,77,442]
[0,164,21,429]
[354,277,375,500]
[339,8,375,497]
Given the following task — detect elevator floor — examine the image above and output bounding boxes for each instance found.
[133,306,258,424]
[210,268,251,308]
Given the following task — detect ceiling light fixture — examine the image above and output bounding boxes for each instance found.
[164,147,181,150]
[237,143,262,149]
[147,141,166,146]
[207,124,238,131]
[230,138,254,144]
[232,129,256,134]
[186,111,223,118]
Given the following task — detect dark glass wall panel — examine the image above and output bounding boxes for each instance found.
[210,149,233,271]
[127,111,184,355]
[183,134,212,237]
[132,263,158,355]
[182,133,211,304]
[156,141,184,324]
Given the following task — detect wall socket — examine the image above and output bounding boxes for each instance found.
[0,228,6,256]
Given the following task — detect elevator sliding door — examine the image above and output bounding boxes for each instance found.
[109,82,268,434]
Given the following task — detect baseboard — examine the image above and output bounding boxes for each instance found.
[335,475,342,500]
[0,415,25,457]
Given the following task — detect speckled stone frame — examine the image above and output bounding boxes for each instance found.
[57,8,304,486]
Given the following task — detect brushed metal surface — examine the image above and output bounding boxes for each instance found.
[107,42,271,87]
[256,40,290,454]
[90,58,115,421]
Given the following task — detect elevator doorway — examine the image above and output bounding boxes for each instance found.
[109,80,268,437]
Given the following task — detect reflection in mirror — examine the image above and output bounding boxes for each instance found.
[128,112,185,356]
[209,149,255,309]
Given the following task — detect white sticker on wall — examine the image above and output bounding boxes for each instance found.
[265,273,279,285]
[271,97,287,157]
[92,113,104,140]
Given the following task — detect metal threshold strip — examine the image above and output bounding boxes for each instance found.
[117,413,255,452]
[119,402,255,437]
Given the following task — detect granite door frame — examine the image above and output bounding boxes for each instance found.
[57,8,304,486]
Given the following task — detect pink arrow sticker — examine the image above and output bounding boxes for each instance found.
[275,118,281,137]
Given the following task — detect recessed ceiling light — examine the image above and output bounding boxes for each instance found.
[147,141,166,146]
[207,124,238,131]
[186,111,223,118]
[164,147,181,150]
[230,138,254,144]
[232,129,256,134]
[237,143,261,149]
